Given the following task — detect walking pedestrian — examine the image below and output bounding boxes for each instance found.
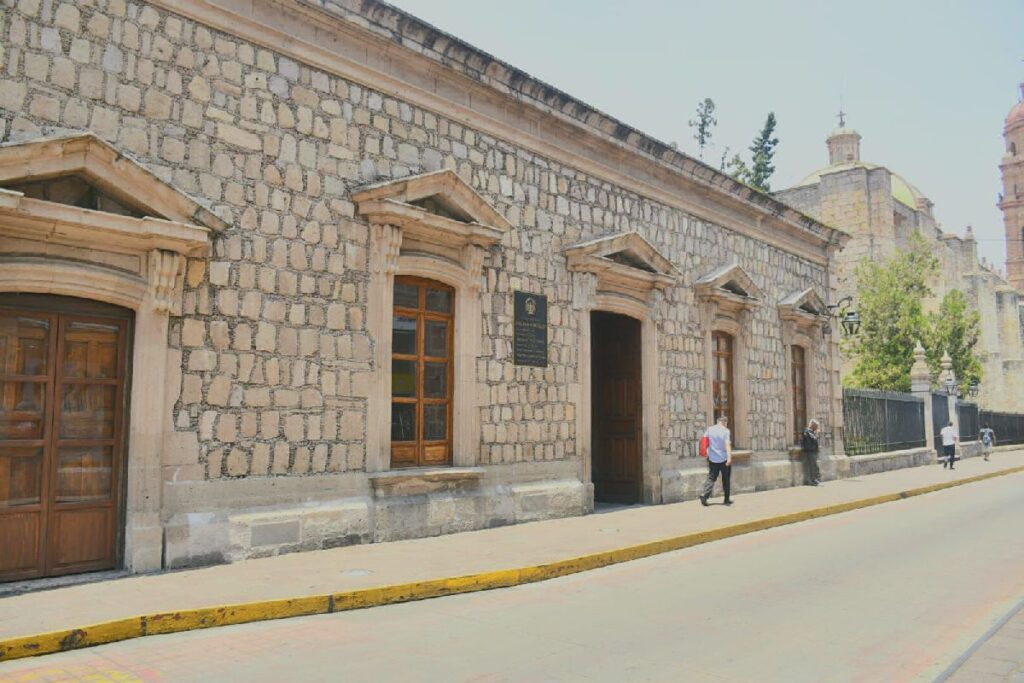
[979,424,996,461]
[700,415,733,506]
[800,419,822,486]
[939,421,958,469]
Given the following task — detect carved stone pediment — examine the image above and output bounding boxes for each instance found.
[778,287,829,328]
[564,231,678,303]
[694,262,764,312]
[0,133,227,235]
[0,134,218,314]
[353,169,511,249]
[0,135,218,259]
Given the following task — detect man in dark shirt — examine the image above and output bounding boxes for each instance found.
[801,419,821,486]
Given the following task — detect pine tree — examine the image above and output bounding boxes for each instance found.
[747,112,778,191]
[688,98,717,160]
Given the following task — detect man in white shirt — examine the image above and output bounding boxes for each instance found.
[939,421,958,470]
[700,415,733,506]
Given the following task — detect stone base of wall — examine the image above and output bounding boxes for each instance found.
[659,452,851,503]
[957,441,983,459]
[845,447,935,477]
[163,477,586,569]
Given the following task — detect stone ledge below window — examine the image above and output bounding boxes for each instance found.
[369,466,484,498]
[730,450,754,465]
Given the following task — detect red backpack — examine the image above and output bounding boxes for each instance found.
[699,434,710,458]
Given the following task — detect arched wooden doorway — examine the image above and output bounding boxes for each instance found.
[0,294,132,581]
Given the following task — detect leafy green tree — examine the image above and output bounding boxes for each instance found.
[844,232,938,391]
[747,112,778,191]
[688,98,717,160]
[923,289,982,394]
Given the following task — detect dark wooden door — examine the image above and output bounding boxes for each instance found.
[791,345,807,445]
[0,298,129,581]
[591,312,642,504]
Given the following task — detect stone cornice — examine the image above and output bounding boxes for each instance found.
[150,0,847,265]
[358,198,504,248]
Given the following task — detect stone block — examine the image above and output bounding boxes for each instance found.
[250,520,300,547]
[510,479,585,522]
[0,81,27,111]
[143,89,172,119]
[164,512,230,569]
[218,122,261,150]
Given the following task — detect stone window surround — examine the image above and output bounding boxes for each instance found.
[0,134,217,573]
[696,264,765,452]
[354,170,510,473]
[778,288,828,448]
[565,232,678,505]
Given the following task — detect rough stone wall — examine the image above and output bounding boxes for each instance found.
[0,0,833,491]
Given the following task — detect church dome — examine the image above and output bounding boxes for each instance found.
[796,162,926,210]
[1006,100,1024,129]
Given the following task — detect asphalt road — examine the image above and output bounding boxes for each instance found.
[2,472,1023,683]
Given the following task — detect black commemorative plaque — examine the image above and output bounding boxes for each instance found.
[513,291,548,367]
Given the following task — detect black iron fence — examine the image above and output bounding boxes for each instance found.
[957,400,980,441]
[932,393,950,444]
[979,410,1024,446]
[843,388,926,456]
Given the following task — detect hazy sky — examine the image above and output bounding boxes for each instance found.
[388,0,1023,268]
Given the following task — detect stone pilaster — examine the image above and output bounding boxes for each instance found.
[366,223,402,472]
[571,271,598,509]
[909,340,934,453]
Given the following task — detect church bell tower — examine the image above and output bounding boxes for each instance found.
[1001,81,1024,293]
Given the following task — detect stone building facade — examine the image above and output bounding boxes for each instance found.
[0,0,848,581]
[777,123,1024,412]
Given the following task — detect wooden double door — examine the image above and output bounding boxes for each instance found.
[0,296,130,581]
[591,312,643,504]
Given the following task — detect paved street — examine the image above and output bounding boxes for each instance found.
[2,470,1023,682]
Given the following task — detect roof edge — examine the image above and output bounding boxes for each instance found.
[300,0,842,245]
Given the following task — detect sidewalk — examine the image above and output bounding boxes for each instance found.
[2,450,1023,662]
[944,596,1024,682]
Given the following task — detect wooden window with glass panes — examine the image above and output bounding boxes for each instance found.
[390,277,454,468]
[711,331,735,439]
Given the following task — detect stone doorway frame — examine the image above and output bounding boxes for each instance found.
[0,134,219,573]
[564,232,678,506]
[778,288,829,447]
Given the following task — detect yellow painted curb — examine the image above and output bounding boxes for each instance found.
[2,463,1023,663]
